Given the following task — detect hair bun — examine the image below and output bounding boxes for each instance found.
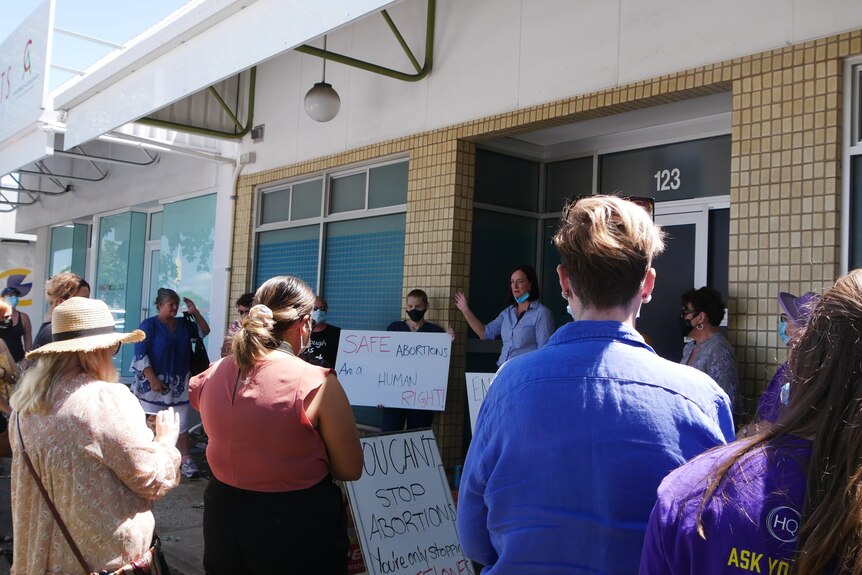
[247,304,276,331]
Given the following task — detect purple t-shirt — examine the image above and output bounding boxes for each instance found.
[640,436,810,575]
[757,362,789,423]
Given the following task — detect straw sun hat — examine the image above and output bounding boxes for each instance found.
[25,297,145,359]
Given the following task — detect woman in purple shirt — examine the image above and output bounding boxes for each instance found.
[455,264,554,367]
[641,270,862,574]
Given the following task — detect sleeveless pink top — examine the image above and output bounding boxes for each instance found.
[190,352,331,492]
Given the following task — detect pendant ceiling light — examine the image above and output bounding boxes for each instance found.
[304,36,341,122]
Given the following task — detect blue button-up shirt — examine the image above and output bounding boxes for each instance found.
[484,301,554,366]
[458,321,735,574]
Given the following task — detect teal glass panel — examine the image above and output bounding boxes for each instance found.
[255,225,320,292]
[468,209,538,326]
[291,179,323,220]
[322,213,405,331]
[160,194,216,329]
[260,187,291,225]
[144,249,161,320]
[330,173,366,213]
[851,156,862,268]
[546,157,593,214]
[475,149,540,211]
[368,162,408,209]
[96,212,146,377]
[149,212,163,241]
[323,212,405,428]
[49,223,88,277]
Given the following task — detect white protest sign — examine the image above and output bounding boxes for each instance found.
[465,372,496,433]
[346,430,474,575]
[336,330,452,411]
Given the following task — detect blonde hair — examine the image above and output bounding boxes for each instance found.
[553,195,665,309]
[232,276,315,370]
[11,348,117,415]
[47,272,83,302]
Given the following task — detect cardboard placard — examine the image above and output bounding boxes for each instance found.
[345,431,474,575]
[336,330,452,411]
[464,372,496,433]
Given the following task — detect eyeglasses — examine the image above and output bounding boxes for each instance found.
[680,307,697,318]
[313,306,327,312]
[238,308,250,316]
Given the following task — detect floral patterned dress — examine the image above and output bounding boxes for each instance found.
[10,373,180,573]
[131,315,195,414]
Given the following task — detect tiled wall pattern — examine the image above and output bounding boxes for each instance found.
[231,29,862,467]
[729,32,861,414]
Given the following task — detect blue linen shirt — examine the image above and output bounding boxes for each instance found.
[483,301,554,366]
[457,320,735,575]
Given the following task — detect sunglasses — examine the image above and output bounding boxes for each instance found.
[238,308,250,316]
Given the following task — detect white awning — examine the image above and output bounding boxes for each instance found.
[59,0,396,150]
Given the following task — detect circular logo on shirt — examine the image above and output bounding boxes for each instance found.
[766,506,801,543]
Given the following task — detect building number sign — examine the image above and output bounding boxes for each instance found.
[653,168,681,192]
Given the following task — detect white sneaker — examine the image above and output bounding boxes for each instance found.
[181,460,200,479]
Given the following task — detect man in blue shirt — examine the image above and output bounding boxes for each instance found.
[457,195,735,574]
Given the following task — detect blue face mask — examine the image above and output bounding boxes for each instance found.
[780,382,791,406]
[311,309,326,324]
[6,296,18,307]
[778,319,790,345]
[514,292,530,304]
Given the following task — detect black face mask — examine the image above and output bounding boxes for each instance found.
[407,308,426,323]
[0,317,10,330]
[678,317,693,338]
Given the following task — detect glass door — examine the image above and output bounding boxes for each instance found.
[636,209,708,362]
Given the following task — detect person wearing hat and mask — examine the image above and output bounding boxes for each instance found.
[9,297,181,574]
[737,290,820,438]
[0,287,31,365]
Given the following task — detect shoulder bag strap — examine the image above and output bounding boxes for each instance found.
[15,416,94,575]
[184,313,200,340]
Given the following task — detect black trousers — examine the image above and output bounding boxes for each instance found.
[203,475,348,575]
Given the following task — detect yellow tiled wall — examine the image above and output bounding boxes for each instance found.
[231,29,862,466]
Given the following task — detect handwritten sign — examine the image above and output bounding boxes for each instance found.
[336,330,452,411]
[465,372,496,433]
[346,430,474,575]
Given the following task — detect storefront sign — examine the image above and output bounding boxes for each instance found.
[0,0,53,143]
[345,430,473,575]
[336,330,452,411]
[465,372,496,433]
[599,136,731,201]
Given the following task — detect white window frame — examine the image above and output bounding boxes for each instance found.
[252,156,409,292]
[841,58,862,272]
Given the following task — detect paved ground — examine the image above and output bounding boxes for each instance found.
[0,441,209,575]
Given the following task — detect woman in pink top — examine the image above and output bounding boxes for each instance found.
[190,275,362,575]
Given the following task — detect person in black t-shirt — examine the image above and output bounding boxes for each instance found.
[381,289,454,432]
[300,296,341,369]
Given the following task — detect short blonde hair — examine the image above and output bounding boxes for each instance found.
[47,272,83,302]
[553,195,665,309]
[11,348,117,415]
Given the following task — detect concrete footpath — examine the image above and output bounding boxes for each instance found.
[0,455,208,575]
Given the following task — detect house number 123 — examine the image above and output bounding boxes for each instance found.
[654,168,681,191]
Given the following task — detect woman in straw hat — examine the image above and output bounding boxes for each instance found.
[190,276,362,575]
[9,297,181,574]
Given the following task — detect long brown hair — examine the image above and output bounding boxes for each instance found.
[231,276,314,370]
[696,270,862,574]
